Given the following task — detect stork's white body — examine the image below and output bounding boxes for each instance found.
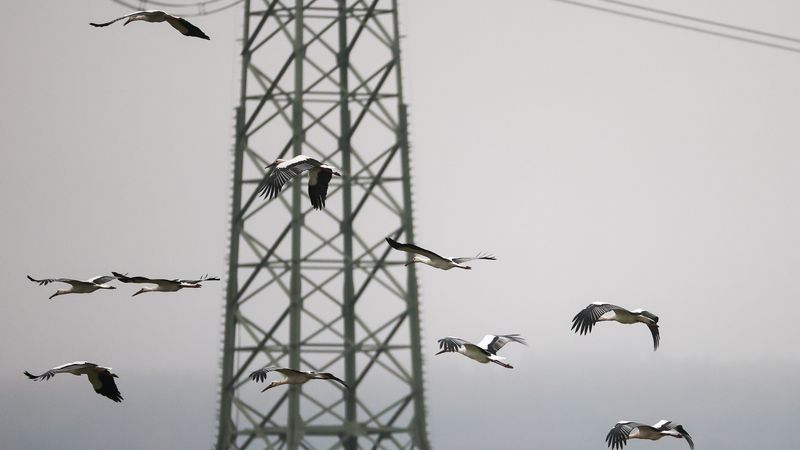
[90,10,210,40]
[456,344,508,365]
[436,334,526,369]
[258,155,341,210]
[606,420,694,449]
[410,255,467,270]
[249,367,349,392]
[385,238,495,271]
[24,361,123,402]
[111,272,218,296]
[597,308,639,324]
[27,275,117,300]
[572,302,661,350]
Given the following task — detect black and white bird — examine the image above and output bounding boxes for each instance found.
[257,155,342,210]
[606,420,694,449]
[435,334,526,368]
[385,237,495,270]
[27,275,117,300]
[249,367,349,391]
[24,361,123,403]
[111,272,219,296]
[571,302,661,350]
[90,10,210,40]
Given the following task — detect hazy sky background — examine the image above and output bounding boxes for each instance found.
[2,1,799,449]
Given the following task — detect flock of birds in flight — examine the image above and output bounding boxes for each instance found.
[21,8,696,449]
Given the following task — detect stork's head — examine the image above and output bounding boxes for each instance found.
[265,159,286,169]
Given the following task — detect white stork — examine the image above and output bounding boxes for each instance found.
[385,237,495,270]
[90,10,210,40]
[24,361,123,403]
[257,155,342,210]
[571,302,660,350]
[111,272,219,296]
[27,275,117,300]
[249,367,349,391]
[435,334,526,368]
[606,420,694,449]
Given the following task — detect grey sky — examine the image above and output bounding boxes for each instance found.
[2,1,799,449]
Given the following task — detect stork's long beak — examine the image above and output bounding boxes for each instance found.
[265,161,277,169]
[435,350,446,355]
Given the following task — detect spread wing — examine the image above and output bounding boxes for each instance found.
[571,302,622,335]
[308,168,334,210]
[27,276,81,287]
[476,334,526,355]
[89,371,123,403]
[165,15,210,40]
[257,156,322,200]
[179,275,220,284]
[436,337,470,354]
[385,237,448,262]
[606,421,645,449]
[249,366,305,382]
[112,272,177,286]
[654,421,694,449]
[89,11,144,27]
[673,425,694,450]
[318,372,349,389]
[648,323,661,351]
[451,253,497,264]
[87,275,116,285]
[24,361,97,381]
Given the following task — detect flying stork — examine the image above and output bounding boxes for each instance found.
[90,10,210,40]
[257,155,342,210]
[435,334,526,368]
[385,237,495,270]
[27,275,117,299]
[111,272,219,296]
[606,420,694,449]
[571,302,661,350]
[24,361,123,403]
[249,367,349,391]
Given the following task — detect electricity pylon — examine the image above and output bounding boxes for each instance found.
[215,1,429,449]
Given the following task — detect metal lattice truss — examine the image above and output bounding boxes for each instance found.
[216,1,429,449]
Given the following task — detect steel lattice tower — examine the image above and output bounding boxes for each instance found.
[215,1,429,449]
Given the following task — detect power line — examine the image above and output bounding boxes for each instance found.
[552,0,800,55]
[110,0,244,17]
[596,0,800,44]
